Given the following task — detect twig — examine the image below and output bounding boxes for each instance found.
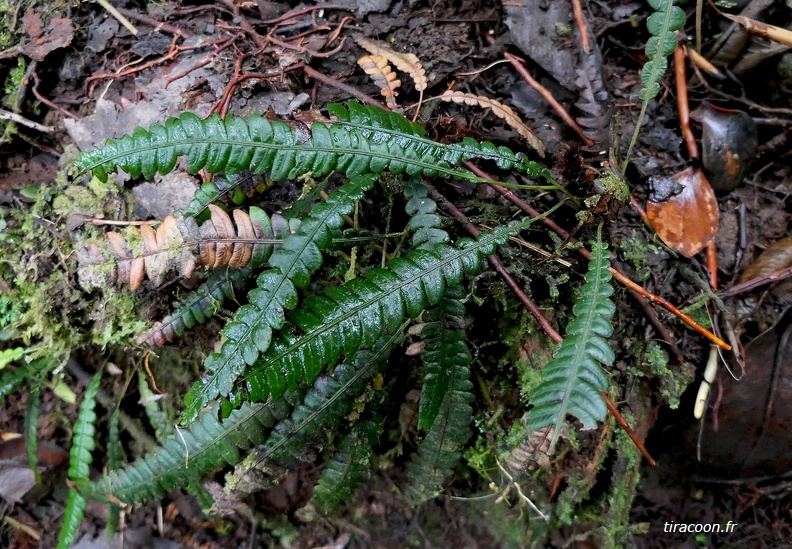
[95,0,139,36]
[116,7,191,39]
[601,391,657,466]
[571,0,590,53]
[674,41,698,160]
[719,265,792,297]
[302,65,386,108]
[504,52,594,146]
[0,108,55,133]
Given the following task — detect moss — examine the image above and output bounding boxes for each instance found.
[601,418,643,549]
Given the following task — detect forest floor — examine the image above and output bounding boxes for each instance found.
[2,0,792,548]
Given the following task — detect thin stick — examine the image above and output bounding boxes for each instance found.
[116,7,191,38]
[601,391,657,466]
[720,265,792,297]
[302,65,386,108]
[571,0,591,53]
[675,42,699,160]
[95,0,139,35]
[0,108,55,133]
[504,52,594,146]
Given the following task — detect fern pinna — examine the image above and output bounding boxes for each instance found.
[526,241,615,453]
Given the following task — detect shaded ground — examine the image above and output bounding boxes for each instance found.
[2,0,792,547]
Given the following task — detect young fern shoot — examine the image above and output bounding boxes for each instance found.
[622,0,686,172]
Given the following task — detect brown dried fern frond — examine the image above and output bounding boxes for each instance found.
[79,205,281,291]
[357,54,402,110]
[354,36,428,93]
[505,426,554,477]
[439,90,545,156]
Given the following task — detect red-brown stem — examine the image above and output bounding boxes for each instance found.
[462,161,731,352]
[425,185,563,344]
[720,266,792,297]
[259,4,351,25]
[706,241,718,289]
[117,7,192,39]
[571,0,591,53]
[675,43,698,160]
[504,52,594,146]
[302,65,386,108]
[601,391,657,466]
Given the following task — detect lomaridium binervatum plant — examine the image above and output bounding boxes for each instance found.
[54,101,616,545]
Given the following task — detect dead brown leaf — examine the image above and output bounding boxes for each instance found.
[19,13,74,61]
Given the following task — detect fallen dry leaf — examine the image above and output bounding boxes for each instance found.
[738,236,792,284]
[646,166,719,257]
[19,13,74,61]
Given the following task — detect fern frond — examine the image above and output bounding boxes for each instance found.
[526,241,615,453]
[358,55,402,111]
[623,0,685,167]
[138,267,249,347]
[237,219,530,407]
[137,214,293,347]
[57,371,102,549]
[354,36,428,92]
[326,102,549,180]
[439,90,545,156]
[406,291,473,503]
[105,409,121,536]
[87,205,284,291]
[75,103,545,185]
[311,415,383,514]
[181,174,377,423]
[256,328,404,468]
[405,179,448,250]
[415,288,470,432]
[90,400,291,504]
[24,386,41,479]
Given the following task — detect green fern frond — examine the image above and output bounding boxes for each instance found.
[138,268,249,347]
[623,0,685,168]
[407,292,473,503]
[57,371,102,549]
[74,103,544,185]
[311,415,383,514]
[256,328,404,468]
[106,409,121,537]
[90,400,292,504]
[181,174,377,423]
[415,288,470,432]
[238,219,532,406]
[405,179,448,250]
[526,241,615,453]
[24,386,41,479]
